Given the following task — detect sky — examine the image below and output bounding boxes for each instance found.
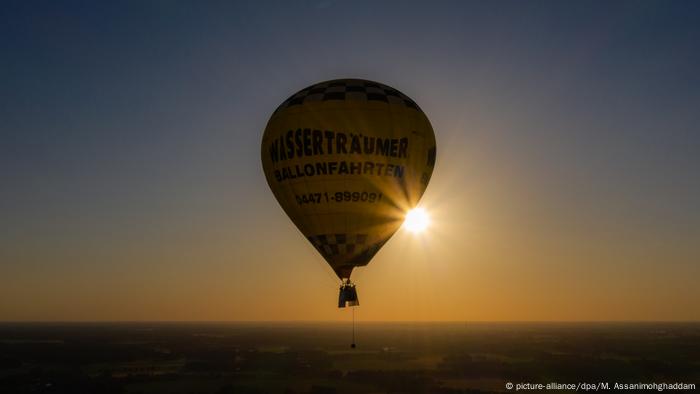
[1,1,699,321]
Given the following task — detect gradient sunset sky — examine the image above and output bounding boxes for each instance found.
[2,1,699,321]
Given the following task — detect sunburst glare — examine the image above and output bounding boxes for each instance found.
[403,207,430,233]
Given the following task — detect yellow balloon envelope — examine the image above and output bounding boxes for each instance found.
[261,79,436,305]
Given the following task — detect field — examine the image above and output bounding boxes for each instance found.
[1,322,698,393]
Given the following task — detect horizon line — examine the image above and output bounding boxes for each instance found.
[1,319,699,324]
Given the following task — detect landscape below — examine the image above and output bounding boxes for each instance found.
[0,322,698,393]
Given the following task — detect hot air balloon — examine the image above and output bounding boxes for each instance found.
[261,79,436,308]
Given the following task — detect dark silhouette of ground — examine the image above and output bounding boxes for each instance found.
[1,322,698,393]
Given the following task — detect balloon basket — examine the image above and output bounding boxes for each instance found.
[338,280,359,308]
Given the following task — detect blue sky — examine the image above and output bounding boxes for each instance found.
[1,1,699,320]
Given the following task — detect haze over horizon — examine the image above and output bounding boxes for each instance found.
[2,1,699,322]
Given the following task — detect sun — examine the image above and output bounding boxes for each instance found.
[403,207,430,233]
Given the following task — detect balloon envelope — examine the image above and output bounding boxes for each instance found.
[261,79,436,279]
